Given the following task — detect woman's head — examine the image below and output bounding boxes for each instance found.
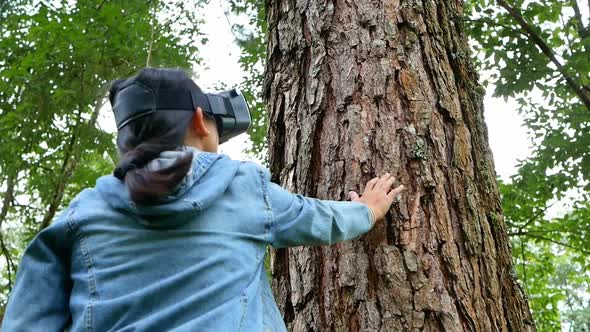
[109,68,218,205]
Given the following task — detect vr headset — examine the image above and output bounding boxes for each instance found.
[111,81,251,143]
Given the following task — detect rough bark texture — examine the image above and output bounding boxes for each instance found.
[264,0,535,331]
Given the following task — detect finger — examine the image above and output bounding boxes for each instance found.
[364,177,379,192]
[376,174,393,190]
[379,176,396,191]
[387,185,405,200]
[349,191,360,201]
[374,173,390,190]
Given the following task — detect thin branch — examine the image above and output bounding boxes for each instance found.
[572,0,590,60]
[38,64,106,231]
[512,232,590,255]
[460,17,525,35]
[146,1,158,67]
[562,276,577,322]
[572,0,590,38]
[39,134,78,231]
[12,203,43,212]
[509,228,571,236]
[513,202,556,234]
[0,174,16,290]
[96,0,107,11]
[496,0,590,111]
[572,0,585,34]
[520,237,529,297]
[561,11,577,57]
[38,97,105,232]
[88,96,106,128]
[0,0,11,21]
[221,0,243,41]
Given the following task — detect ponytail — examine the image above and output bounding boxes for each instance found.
[114,142,193,205]
[110,68,198,205]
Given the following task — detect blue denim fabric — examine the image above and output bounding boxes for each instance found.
[2,147,374,331]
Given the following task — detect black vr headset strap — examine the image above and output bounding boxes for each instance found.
[205,94,228,116]
[188,90,225,136]
[149,89,210,114]
[189,91,213,115]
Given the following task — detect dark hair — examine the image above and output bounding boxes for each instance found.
[110,68,204,205]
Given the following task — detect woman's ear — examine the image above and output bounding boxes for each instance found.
[191,107,210,138]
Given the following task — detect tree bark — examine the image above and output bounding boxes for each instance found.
[264,0,535,331]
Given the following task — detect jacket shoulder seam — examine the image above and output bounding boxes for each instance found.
[257,167,274,244]
[66,207,98,332]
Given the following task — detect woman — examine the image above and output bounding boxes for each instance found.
[2,68,404,331]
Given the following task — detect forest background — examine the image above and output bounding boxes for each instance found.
[0,0,588,330]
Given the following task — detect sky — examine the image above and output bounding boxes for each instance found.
[190,0,532,182]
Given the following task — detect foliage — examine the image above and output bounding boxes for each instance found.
[466,0,590,329]
[465,0,590,198]
[512,238,589,331]
[0,0,206,310]
[503,177,590,330]
[227,0,268,162]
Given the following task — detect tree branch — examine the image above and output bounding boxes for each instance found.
[146,1,158,67]
[221,0,245,41]
[38,67,88,230]
[0,174,16,290]
[96,0,107,11]
[561,11,577,57]
[38,97,105,232]
[511,231,590,255]
[38,64,106,232]
[509,229,570,236]
[508,202,555,234]
[572,0,590,39]
[496,0,590,111]
[520,238,529,296]
[38,133,78,231]
[460,17,525,36]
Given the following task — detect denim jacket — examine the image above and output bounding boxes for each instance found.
[2,147,374,331]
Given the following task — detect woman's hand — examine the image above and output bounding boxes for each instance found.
[349,173,404,222]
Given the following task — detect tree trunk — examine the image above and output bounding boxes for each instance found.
[264,0,535,331]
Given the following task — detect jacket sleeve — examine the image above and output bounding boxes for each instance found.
[265,172,375,249]
[2,214,72,332]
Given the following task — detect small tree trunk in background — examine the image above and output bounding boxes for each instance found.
[264,0,535,331]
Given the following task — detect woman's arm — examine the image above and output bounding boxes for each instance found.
[265,172,404,248]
